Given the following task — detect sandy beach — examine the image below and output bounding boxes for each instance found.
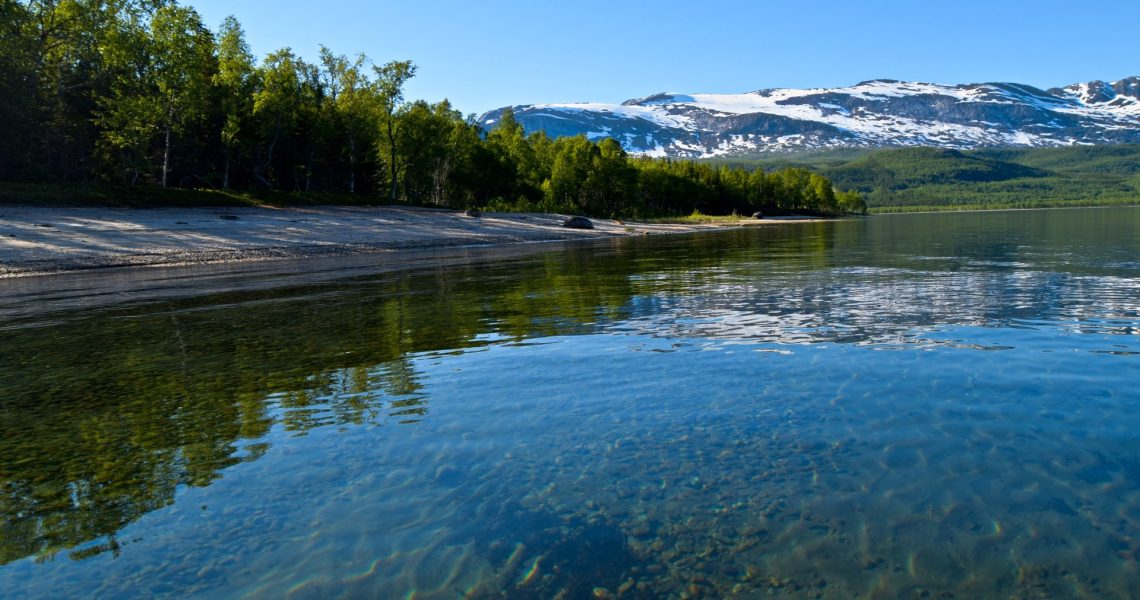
[0,205,811,278]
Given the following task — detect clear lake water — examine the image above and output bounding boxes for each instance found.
[1,207,1138,598]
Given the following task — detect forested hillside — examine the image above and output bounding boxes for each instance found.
[0,1,863,217]
[716,146,1140,212]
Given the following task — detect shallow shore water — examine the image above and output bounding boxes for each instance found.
[0,207,1137,598]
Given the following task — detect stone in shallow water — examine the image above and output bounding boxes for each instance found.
[562,216,594,229]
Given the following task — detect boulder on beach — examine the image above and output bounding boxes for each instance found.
[752,211,764,220]
[562,216,594,229]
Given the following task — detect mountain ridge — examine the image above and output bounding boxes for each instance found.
[479,77,1140,158]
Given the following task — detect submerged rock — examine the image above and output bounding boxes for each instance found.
[464,209,481,218]
[563,216,594,229]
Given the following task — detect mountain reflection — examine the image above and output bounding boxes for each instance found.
[0,208,1136,565]
[620,266,1139,346]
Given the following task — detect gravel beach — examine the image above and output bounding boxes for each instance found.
[0,205,761,278]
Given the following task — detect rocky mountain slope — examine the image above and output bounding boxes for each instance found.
[480,77,1140,158]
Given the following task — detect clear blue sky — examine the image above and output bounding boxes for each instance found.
[185,0,1140,116]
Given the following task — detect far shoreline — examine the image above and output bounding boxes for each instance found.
[868,204,1139,216]
[0,204,823,280]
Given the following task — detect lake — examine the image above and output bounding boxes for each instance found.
[1,207,1138,599]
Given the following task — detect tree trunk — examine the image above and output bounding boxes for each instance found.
[431,156,451,206]
[223,150,231,189]
[162,102,173,188]
[386,111,397,201]
[305,146,313,192]
[347,133,356,194]
[259,114,280,188]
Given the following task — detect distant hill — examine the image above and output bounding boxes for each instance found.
[825,148,1050,188]
[481,77,1140,158]
[717,145,1140,212]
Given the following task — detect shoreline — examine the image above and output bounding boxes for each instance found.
[868,204,1139,216]
[0,205,818,279]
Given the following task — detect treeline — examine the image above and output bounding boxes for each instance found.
[0,0,864,216]
[452,114,866,217]
[829,147,1140,211]
[720,146,1140,212]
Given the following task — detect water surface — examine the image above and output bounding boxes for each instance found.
[1,207,1138,598]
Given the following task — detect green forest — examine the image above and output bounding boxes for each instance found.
[718,146,1140,212]
[0,0,865,217]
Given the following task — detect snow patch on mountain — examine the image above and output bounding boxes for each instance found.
[481,77,1140,157]
[541,102,691,129]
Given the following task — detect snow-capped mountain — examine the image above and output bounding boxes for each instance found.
[479,77,1140,157]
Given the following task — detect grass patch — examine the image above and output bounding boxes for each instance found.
[652,209,747,224]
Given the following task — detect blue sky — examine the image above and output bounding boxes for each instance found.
[186,0,1140,116]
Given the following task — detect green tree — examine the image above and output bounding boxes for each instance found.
[394,99,482,205]
[807,172,836,213]
[485,108,548,201]
[149,5,215,187]
[0,0,36,179]
[372,59,416,200]
[214,16,256,189]
[294,58,326,191]
[444,111,485,207]
[584,138,639,217]
[546,135,597,213]
[319,47,380,193]
[746,167,771,208]
[836,189,866,214]
[94,2,161,184]
[252,48,303,188]
[30,0,175,181]
[92,2,214,186]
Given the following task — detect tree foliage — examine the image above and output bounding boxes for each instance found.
[0,2,861,216]
[721,145,1140,212]
[214,16,255,189]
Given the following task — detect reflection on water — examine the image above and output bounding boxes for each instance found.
[0,207,1138,598]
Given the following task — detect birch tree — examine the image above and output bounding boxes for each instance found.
[373,59,416,201]
[149,5,215,187]
[214,16,255,189]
